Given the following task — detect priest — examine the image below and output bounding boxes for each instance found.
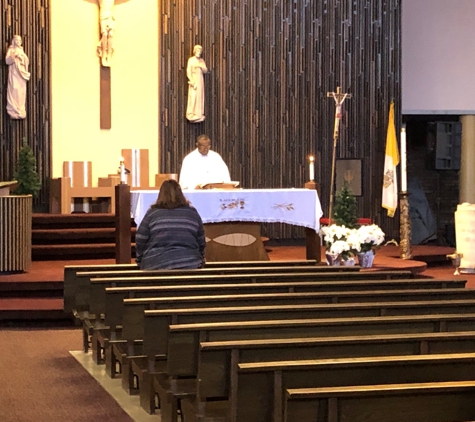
[179,134,231,189]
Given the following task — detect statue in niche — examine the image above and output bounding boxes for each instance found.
[5,35,30,119]
[186,45,208,123]
[97,0,115,66]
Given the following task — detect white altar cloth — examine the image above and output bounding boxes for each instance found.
[131,189,323,231]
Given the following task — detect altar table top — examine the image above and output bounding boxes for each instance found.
[131,188,323,232]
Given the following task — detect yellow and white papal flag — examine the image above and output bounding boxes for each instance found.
[382,101,400,217]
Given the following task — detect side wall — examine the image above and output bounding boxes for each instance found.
[50,0,159,184]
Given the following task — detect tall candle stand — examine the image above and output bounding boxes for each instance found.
[399,191,412,259]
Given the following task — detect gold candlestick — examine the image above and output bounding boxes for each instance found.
[399,192,412,259]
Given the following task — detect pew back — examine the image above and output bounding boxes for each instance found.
[234,353,475,422]
[284,381,475,422]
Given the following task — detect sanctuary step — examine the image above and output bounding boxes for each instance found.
[32,213,136,261]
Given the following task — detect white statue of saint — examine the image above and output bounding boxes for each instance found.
[5,35,30,119]
[186,45,208,123]
[97,0,115,67]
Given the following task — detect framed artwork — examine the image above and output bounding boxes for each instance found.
[336,159,362,196]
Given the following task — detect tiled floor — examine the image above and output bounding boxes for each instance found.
[71,350,164,422]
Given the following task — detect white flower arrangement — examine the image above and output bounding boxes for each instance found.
[355,224,385,252]
[321,225,357,260]
[322,223,385,258]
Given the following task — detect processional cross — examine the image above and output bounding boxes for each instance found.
[326,86,352,223]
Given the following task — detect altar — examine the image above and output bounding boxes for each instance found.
[131,188,323,262]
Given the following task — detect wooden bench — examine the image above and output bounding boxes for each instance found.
[108,285,473,378]
[102,276,466,331]
[194,330,475,416]
[148,312,475,420]
[81,270,414,350]
[126,301,475,414]
[284,381,475,422]
[121,286,475,343]
[73,265,365,316]
[63,260,320,313]
[79,268,376,352]
[86,269,417,317]
[74,266,368,312]
[181,352,475,422]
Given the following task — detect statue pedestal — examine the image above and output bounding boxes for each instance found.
[0,195,32,272]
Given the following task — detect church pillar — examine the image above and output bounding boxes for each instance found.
[459,115,475,203]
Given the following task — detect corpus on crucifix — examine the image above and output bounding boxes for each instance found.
[97,0,115,67]
[89,0,128,128]
[326,86,352,223]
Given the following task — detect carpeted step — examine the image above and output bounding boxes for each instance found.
[32,213,120,229]
[0,298,66,321]
[31,213,137,260]
[32,243,136,261]
[32,227,137,243]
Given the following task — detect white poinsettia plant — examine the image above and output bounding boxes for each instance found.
[321,223,385,258]
[355,224,386,253]
[321,225,357,260]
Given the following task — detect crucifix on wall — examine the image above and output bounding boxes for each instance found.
[85,0,128,129]
[327,86,352,222]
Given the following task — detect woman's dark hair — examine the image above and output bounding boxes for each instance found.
[153,179,189,209]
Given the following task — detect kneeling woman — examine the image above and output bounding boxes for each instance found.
[135,179,205,269]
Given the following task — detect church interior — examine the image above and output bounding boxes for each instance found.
[2,1,475,421]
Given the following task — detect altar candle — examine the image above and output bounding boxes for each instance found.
[309,155,315,181]
[120,157,126,184]
[400,126,407,192]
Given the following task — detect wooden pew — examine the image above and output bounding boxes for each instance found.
[79,268,381,352]
[63,260,320,313]
[150,313,475,420]
[102,277,466,332]
[195,330,475,414]
[128,301,475,414]
[86,269,417,317]
[184,352,475,422]
[110,286,473,380]
[120,285,475,345]
[284,381,475,422]
[74,265,368,317]
[81,270,414,350]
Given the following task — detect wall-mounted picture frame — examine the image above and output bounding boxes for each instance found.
[336,159,362,196]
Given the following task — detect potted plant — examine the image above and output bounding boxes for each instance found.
[0,139,41,272]
[13,138,41,197]
[332,181,358,228]
[354,224,386,267]
[321,224,361,266]
[322,183,385,267]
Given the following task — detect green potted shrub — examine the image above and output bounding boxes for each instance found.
[13,138,41,197]
[332,181,357,228]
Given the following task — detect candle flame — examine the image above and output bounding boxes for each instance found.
[308,155,314,162]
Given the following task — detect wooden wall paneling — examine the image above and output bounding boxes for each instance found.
[160,0,401,240]
[0,0,51,211]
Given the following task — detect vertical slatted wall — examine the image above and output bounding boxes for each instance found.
[159,0,401,239]
[0,195,32,271]
[0,1,51,210]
